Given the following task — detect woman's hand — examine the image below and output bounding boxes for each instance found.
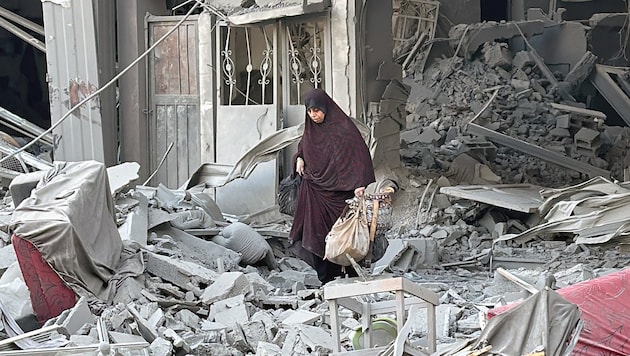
[354,186,366,197]
[296,157,305,176]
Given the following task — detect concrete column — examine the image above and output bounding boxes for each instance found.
[330,0,358,119]
[116,0,168,181]
[94,0,117,167]
[198,11,215,164]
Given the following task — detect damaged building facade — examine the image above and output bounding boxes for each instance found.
[1,0,630,355]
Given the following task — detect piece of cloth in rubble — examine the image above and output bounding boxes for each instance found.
[213,222,271,265]
[289,89,375,281]
[472,287,581,356]
[9,161,124,301]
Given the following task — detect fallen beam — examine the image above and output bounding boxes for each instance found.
[589,64,630,126]
[466,122,609,178]
[0,106,54,146]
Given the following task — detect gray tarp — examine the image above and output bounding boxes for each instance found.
[9,161,124,300]
[472,287,581,356]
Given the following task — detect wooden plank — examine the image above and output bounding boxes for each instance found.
[496,267,538,294]
[177,105,189,184]
[439,184,543,213]
[179,26,190,95]
[188,104,200,177]
[337,296,428,315]
[550,102,607,119]
[467,122,610,178]
[323,277,438,305]
[155,105,168,185]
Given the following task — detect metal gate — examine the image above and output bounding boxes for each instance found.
[214,23,279,215]
[147,16,200,189]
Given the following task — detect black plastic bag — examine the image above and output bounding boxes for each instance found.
[278,174,301,216]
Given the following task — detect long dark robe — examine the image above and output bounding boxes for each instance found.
[289,89,375,273]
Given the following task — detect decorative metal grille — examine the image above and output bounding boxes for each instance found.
[219,24,275,106]
[285,21,326,105]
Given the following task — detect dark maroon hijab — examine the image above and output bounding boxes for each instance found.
[297,88,375,191]
[289,89,375,261]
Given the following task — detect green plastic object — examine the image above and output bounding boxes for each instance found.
[348,317,398,350]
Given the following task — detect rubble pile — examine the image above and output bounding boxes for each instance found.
[401,41,630,188]
[2,8,630,356]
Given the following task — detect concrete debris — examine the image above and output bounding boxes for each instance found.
[3,4,630,356]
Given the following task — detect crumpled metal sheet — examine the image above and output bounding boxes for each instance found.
[496,177,630,246]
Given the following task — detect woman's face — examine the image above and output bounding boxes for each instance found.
[308,107,325,124]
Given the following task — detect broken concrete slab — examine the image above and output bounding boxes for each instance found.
[201,271,252,305]
[440,184,543,213]
[106,162,140,196]
[144,252,218,292]
[281,324,333,355]
[209,294,249,327]
[467,120,610,178]
[150,225,241,271]
[118,192,148,245]
[280,310,320,325]
[373,238,439,274]
[449,20,545,56]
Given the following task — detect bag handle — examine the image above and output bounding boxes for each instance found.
[369,199,379,242]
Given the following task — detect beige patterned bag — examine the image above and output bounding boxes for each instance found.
[324,198,370,266]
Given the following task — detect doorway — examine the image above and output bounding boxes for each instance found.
[481,0,508,22]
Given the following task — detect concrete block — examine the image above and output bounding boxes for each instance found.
[281,310,320,325]
[201,271,252,305]
[145,252,218,291]
[151,225,241,271]
[417,127,442,144]
[281,324,333,355]
[574,127,600,149]
[256,341,282,356]
[512,51,534,69]
[109,331,148,344]
[162,328,189,351]
[118,191,148,245]
[107,162,140,195]
[54,296,95,335]
[245,271,275,295]
[240,320,270,351]
[553,263,593,288]
[483,42,512,68]
[556,114,571,129]
[511,79,531,91]
[373,238,439,274]
[200,320,228,331]
[209,294,249,327]
[400,127,422,144]
[176,309,200,329]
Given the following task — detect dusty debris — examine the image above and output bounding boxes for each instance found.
[2,3,630,356]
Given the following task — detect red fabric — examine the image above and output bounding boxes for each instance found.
[289,89,375,262]
[488,269,630,355]
[12,235,76,324]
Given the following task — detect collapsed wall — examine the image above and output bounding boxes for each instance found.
[400,19,630,188]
